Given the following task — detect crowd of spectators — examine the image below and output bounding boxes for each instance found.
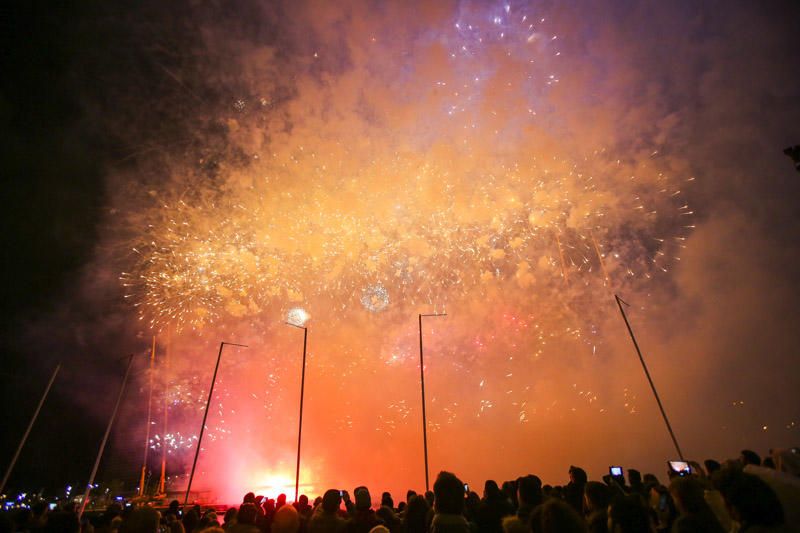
[2,447,798,533]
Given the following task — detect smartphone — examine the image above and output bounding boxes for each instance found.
[49,503,57,511]
[339,490,343,497]
[668,461,691,476]
[609,466,623,477]
[464,483,469,493]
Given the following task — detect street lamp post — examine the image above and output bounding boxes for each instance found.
[285,316,309,503]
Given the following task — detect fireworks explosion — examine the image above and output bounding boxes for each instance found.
[110,1,696,501]
[122,153,689,331]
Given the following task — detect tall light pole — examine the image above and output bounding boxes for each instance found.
[0,363,61,494]
[419,312,446,492]
[183,341,248,507]
[286,308,309,503]
[615,295,684,460]
[80,354,135,518]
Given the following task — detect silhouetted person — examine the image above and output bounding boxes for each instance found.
[308,490,345,533]
[647,484,676,533]
[501,481,517,510]
[120,508,160,533]
[229,504,259,533]
[341,492,355,516]
[41,511,79,533]
[464,492,480,525]
[276,495,288,511]
[715,469,784,531]
[28,501,48,532]
[784,145,800,172]
[263,499,277,524]
[405,492,416,509]
[669,476,724,533]
[608,495,651,533]
[703,460,721,477]
[379,494,393,512]
[183,509,201,533]
[401,495,429,533]
[515,475,543,527]
[564,466,588,514]
[740,450,762,467]
[345,487,382,533]
[163,501,180,521]
[584,482,611,533]
[167,518,186,533]
[529,499,586,533]
[374,507,399,533]
[198,510,219,532]
[294,496,313,520]
[430,472,470,533]
[222,509,237,531]
[477,480,512,533]
[642,474,659,487]
[272,506,299,533]
[423,492,434,510]
[626,470,645,497]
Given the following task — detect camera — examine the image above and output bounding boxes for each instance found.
[609,466,623,478]
[668,461,692,476]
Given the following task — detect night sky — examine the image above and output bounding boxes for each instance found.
[2,0,800,501]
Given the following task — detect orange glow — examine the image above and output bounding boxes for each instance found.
[252,472,314,503]
[116,1,711,502]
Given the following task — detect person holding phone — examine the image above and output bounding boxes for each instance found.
[430,472,471,533]
[307,490,346,533]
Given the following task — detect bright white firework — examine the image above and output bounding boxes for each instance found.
[360,284,390,312]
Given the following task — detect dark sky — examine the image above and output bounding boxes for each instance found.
[2,0,800,498]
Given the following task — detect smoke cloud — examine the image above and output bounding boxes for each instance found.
[10,0,799,501]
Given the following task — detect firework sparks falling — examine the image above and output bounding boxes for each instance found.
[361,283,390,312]
[121,152,690,330]
[117,0,693,333]
[106,0,702,501]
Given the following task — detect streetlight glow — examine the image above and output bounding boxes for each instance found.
[286,308,310,328]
